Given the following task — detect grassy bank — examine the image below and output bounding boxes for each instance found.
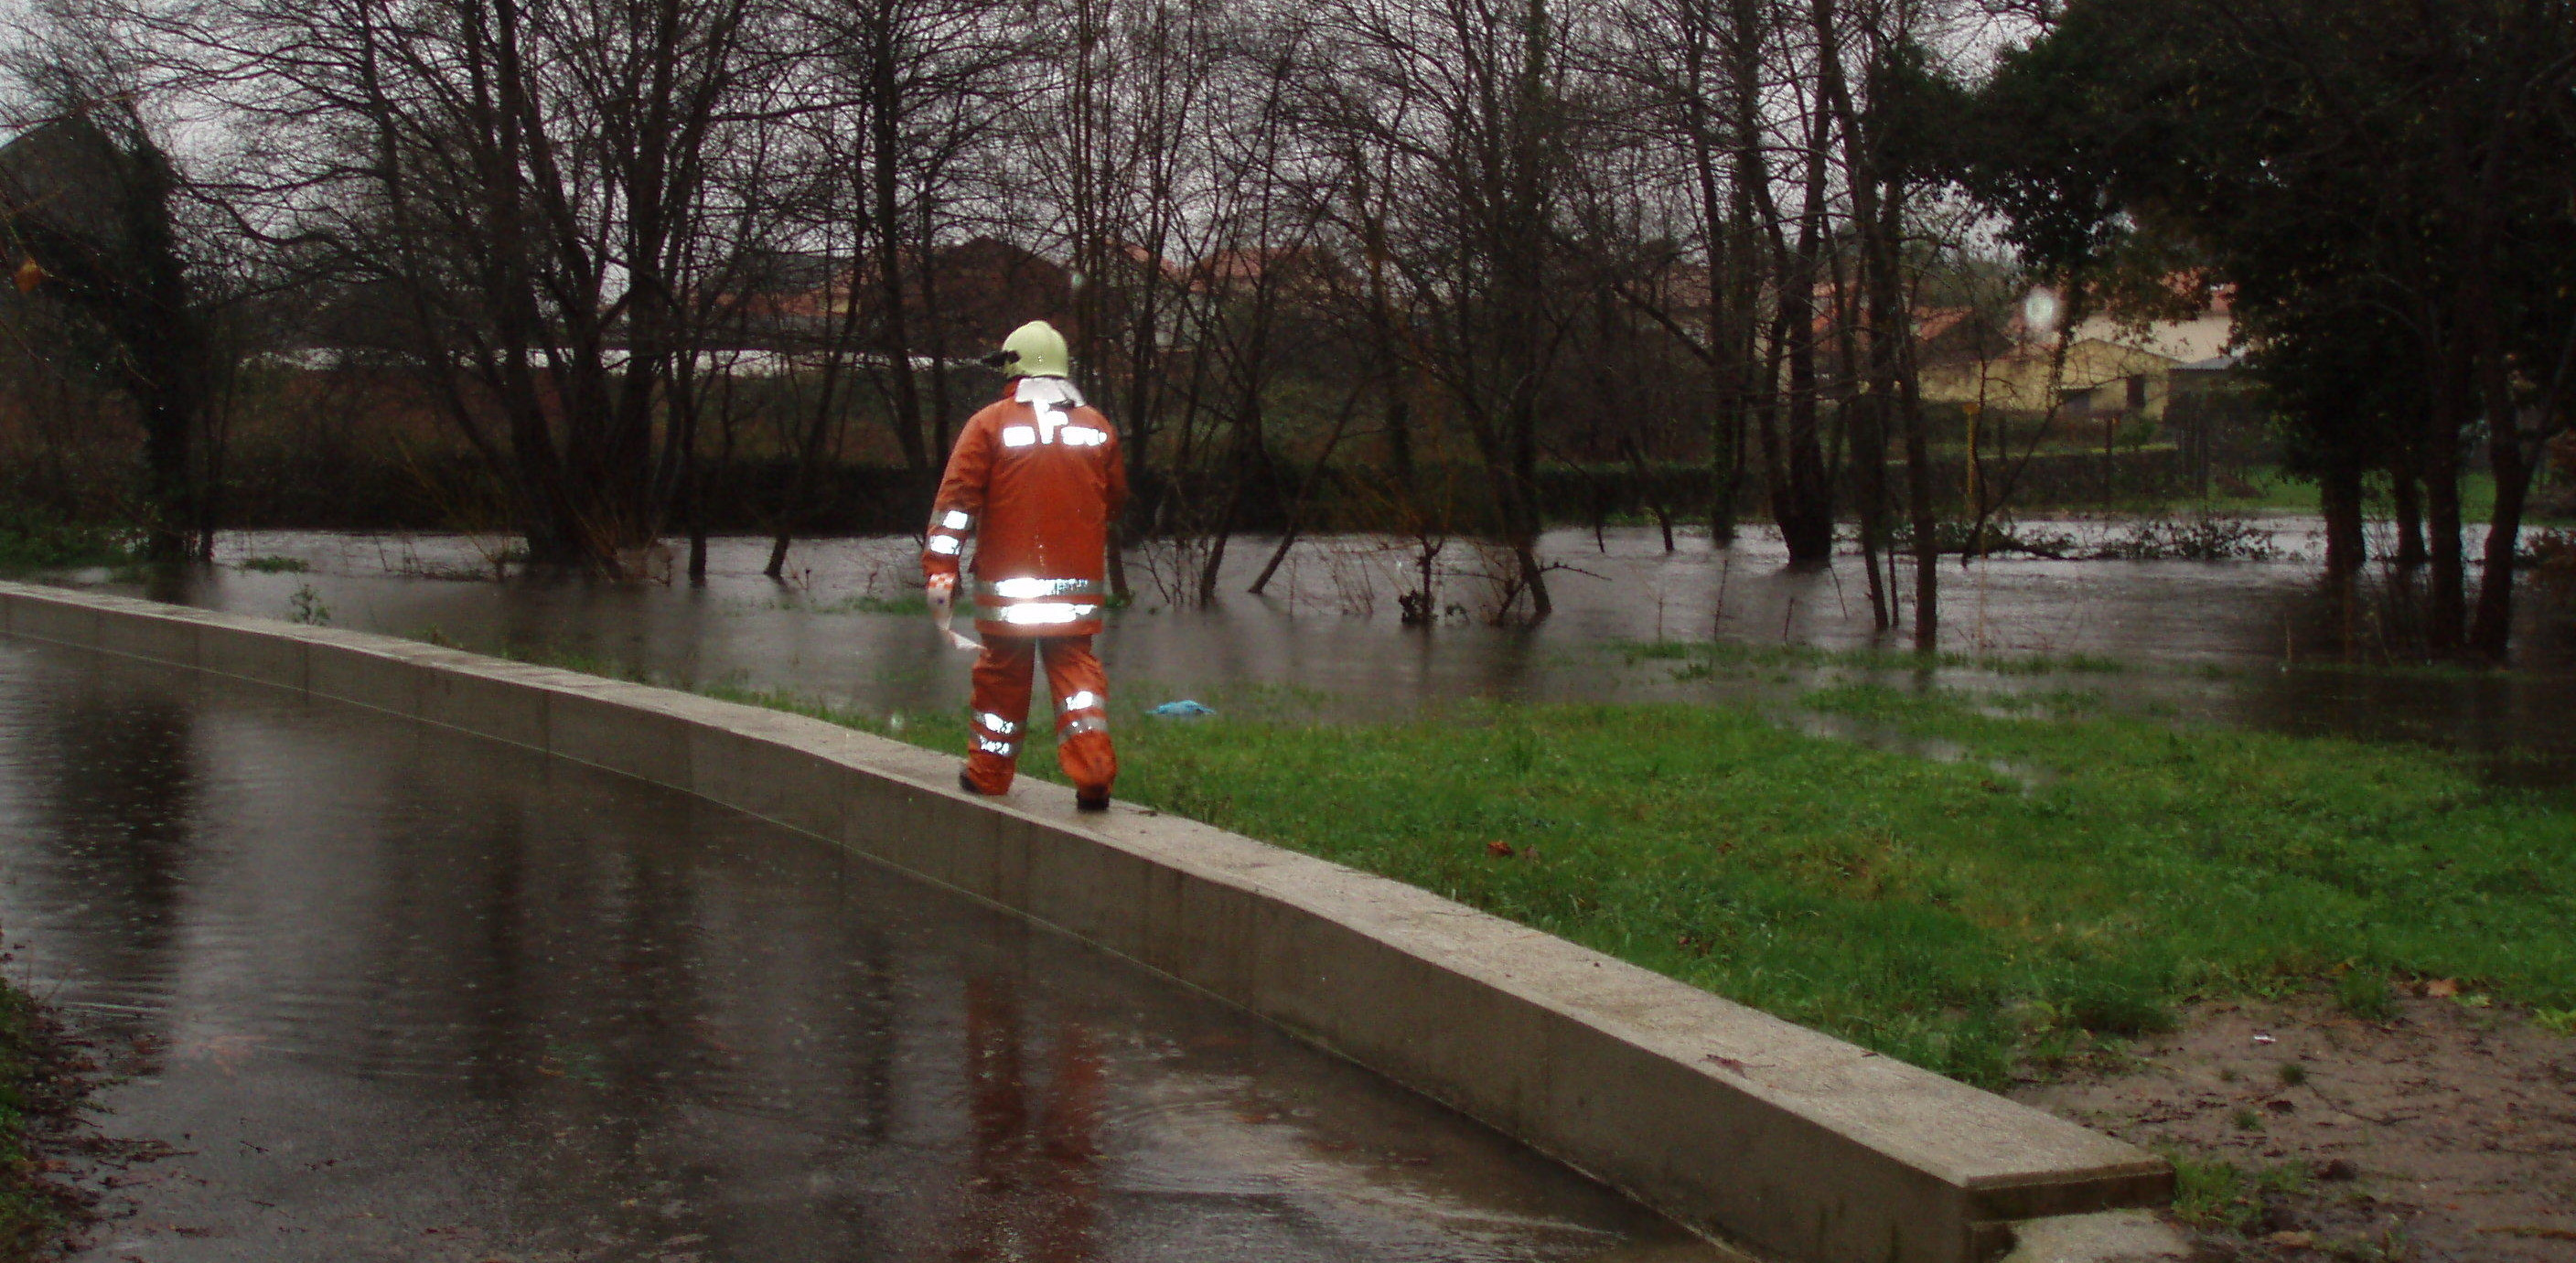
[1091,687,2572,1085]
[478,638,2575,1088]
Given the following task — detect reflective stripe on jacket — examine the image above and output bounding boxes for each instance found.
[922,378,1127,637]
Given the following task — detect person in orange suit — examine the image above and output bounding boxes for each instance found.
[922,320,1126,809]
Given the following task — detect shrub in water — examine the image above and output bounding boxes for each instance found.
[0,508,144,570]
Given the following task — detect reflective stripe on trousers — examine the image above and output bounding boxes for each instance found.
[961,634,1117,797]
[1056,687,1107,739]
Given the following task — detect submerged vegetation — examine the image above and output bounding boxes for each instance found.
[477,633,2574,1088]
[1895,513,2281,562]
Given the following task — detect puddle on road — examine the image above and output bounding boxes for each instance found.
[0,639,1733,1262]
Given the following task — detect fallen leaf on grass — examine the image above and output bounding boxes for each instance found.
[1485,840,1515,858]
[2423,979,2459,998]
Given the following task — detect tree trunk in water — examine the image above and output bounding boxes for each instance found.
[2320,461,2367,584]
[1901,340,1937,653]
[1197,530,1229,606]
[1772,164,1836,567]
[139,383,195,562]
[1104,525,1131,603]
[1852,398,1889,627]
[1250,394,1359,594]
[2420,341,2470,651]
[2390,464,2426,566]
[2468,427,2533,660]
[1774,339,1835,563]
[1711,401,1744,545]
[869,47,929,491]
[683,422,707,582]
[1505,397,1551,617]
[2424,434,2466,653]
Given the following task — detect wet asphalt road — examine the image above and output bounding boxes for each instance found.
[0,638,1724,1262]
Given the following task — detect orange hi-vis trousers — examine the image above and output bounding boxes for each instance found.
[965,635,1116,797]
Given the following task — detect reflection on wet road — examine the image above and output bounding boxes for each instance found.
[0,639,1722,1261]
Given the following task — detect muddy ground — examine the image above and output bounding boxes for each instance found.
[2016,991,2576,1262]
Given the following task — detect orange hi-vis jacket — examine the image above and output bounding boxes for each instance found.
[922,377,1128,637]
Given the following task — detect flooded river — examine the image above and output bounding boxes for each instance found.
[0,638,1723,1261]
[68,523,2576,782]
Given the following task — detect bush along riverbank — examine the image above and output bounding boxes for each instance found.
[0,510,142,573]
[473,638,2576,1089]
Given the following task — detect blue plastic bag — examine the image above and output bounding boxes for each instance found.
[1149,700,1216,717]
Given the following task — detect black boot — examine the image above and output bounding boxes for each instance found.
[1076,787,1111,813]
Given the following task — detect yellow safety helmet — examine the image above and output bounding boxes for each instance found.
[996,320,1070,379]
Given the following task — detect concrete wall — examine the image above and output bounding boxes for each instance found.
[0,581,2172,1263]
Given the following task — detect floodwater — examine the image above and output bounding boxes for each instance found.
[71,521,2576,781]
[0,637,1728,1262]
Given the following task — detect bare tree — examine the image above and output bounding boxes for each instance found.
[145,0,812,570]
[1303,0,1589,616]
[0,9,220,560]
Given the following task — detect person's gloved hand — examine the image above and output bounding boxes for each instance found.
[924,574,978,650]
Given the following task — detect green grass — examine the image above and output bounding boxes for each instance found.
[1618,638,2128,679]
[445,636,2576,1087]
[2169,1151,2310,1232]
[2216,466,2322,513]
[236,554,309,573]
[2132,466,2576,524]
[2335,970,2397,1021]
[1090,683,2571,1086]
